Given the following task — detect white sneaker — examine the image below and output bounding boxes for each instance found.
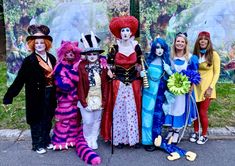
[189,133,198,143]
[87,140,92,148]
[36,148,47,154]
[165,131,173,140]
[46,144,54,150]
[172,132,179,144]
[91,141,98,150]
[197,136,208,145]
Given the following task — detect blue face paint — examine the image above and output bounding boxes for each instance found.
[200,49,207,54]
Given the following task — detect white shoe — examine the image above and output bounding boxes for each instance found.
[197,136,208,145]
[165,131,173,140]
[189,133,198,143]
[87,140,92,148]
[172,131,179,144]
[91,141,98,150]
[36,148,47,154]
[46,144,53,150]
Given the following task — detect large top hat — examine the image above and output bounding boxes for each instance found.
[80,31,104,54]
[109,15,139,39]
[26,24,53,42]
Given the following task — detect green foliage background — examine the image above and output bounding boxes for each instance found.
[3,0,54,26]
[139,0,202,52]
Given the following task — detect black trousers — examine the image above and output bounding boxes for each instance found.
[30,87,54,150]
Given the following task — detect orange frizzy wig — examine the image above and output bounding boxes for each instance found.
[109,16,139,39]
[27,38,52,52]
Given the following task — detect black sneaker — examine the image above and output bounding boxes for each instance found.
[196,136,208,145]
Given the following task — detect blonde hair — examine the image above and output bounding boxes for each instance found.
[27,38,52,52]
[171,34,190,60]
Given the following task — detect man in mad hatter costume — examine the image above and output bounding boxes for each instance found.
[3,24,57,154]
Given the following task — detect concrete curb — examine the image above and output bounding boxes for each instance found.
[0,126,235,141]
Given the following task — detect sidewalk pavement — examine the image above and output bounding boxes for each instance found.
[0,126,235,141]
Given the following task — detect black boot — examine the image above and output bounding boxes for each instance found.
[116,143,124,149]
[144,145,156,152]
[133,143,142,149]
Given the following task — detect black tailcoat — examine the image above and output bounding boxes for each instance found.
[3,52,57,125]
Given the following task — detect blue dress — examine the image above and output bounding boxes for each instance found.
[164,55,198,129]
[142,63,163,145]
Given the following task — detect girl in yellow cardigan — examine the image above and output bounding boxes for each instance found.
[190,31,220,144]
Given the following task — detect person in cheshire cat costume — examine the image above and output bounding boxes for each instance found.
[52,41,101,165]
[52,41,81,150]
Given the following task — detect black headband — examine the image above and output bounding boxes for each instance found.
[176,32,188,37]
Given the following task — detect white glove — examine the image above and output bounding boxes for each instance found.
[163,60,173,75]
[140,71,147,77]
[85,106,92,112]
[77,101,83,109]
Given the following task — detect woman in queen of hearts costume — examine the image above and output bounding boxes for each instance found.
[101,15,142,148]
[77,32,108,150]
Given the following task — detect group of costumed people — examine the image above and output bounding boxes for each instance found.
[3,15,220,165]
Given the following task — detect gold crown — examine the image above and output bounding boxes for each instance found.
[119,11,128,17]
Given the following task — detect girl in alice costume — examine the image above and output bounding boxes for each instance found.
[163,32,199,144]
[77,32,108,150]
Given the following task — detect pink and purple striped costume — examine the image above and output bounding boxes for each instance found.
[52,41,101,165]
[52,61,80,149]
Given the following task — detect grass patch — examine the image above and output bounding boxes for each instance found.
[208,83,235,127]
[0,61,28,129]
[0,62,235,129]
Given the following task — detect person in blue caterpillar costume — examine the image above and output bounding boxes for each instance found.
[141,37,197,161]
[142,37,171,151]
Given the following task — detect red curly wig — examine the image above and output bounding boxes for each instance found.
[109,16,139,39]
